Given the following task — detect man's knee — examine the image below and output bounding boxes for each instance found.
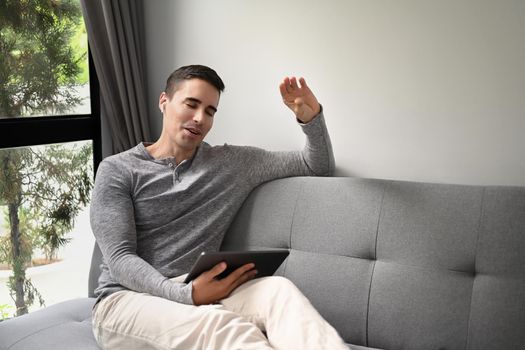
[263,275,293,287]
[259,276,302,298]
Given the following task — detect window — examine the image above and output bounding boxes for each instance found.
[0,1,101,319]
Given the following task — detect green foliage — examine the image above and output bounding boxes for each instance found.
[0,0,88,117]
[0,1,93,317]
[72,20,89,85]
[0,142,93,315]
[0,209,33,264]
[1,143,93,260]
[29,143,93,259]
[0,303,14,321]
[7,249,45,314]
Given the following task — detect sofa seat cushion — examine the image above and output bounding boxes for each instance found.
[0,298,99,350]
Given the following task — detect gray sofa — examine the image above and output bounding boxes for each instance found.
[1,176,524,350]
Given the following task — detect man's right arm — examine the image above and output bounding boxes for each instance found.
[90,159,194,304]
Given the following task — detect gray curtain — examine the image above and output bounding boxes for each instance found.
[80,0,151,154]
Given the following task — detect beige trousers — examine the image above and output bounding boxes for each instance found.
[92,275,348,350]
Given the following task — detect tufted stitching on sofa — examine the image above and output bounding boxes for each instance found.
[464,187,486,350]
[286,248,372,261]
[372,259,478,276]
[284,178,307,276]
[365,181,387,347]
[472,187,486,276]
[6,316,93,350]
[285,246,479,275]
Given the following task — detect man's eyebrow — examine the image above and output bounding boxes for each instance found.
[184,97,217,113]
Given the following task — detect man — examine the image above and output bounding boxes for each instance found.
[90,65,347,349]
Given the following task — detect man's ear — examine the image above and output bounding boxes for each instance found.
[159,92,168,113]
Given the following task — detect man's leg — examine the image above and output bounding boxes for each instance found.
[92,289,273,350]
[220,276,348,350]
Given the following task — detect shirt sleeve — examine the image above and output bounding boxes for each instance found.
[90,158,194,304]
[235,108,335,187]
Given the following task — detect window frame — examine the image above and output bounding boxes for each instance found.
[0,48,102,174]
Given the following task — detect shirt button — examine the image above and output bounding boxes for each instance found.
[168,163,174,168]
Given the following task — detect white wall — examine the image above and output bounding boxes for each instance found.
[144,0,525,186]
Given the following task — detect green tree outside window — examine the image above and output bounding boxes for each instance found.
[0,0,93,317]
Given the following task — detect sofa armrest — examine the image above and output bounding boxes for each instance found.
[0,298,99,350]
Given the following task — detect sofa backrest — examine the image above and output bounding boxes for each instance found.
[220,177,525,350]
[88,243,103,298]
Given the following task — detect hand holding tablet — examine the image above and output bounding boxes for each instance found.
[184,249,290,283]
[187,250,290,305]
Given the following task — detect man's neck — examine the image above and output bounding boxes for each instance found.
[145,141,196,164]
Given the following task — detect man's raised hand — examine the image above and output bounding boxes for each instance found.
[279,77,321,123]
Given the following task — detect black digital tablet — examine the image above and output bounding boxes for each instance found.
[183,249,290,283]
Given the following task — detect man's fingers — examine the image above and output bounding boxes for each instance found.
[281,76,309,96]
[298,77,308,90]
[207,262,227,279]
[224,263,255,284]
[194,262,258,305]
[290,77,299,90]
[279,82,288,98]
[279,77,299,94]
[230,268,257,291]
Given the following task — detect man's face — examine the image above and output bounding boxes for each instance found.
[159,78,220,155]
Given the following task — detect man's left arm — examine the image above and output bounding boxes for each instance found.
[280,76,335,175]
[237,76,335,185]
[295,105,335,176]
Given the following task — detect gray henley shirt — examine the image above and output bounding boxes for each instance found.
[90,111,334,305]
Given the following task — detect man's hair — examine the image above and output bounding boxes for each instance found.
[164,65,225,98]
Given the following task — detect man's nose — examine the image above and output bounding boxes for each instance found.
[193,110,206,124]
